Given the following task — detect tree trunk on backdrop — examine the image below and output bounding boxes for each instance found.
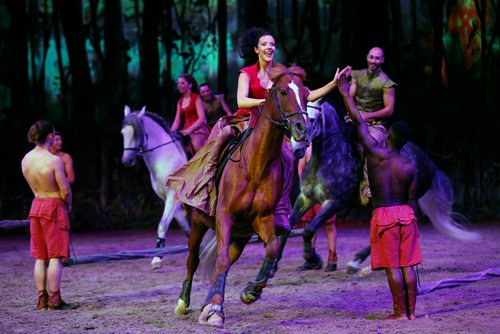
[306,0,321,83]
[141,0,162,114]
[389,0,402,72]
[27,0,47,117]
[52,5,69,133]
[472,0,487,212]
[429,0,444,152]
[217,0,228,96]
[339,0,355,66]
[161,0,174,119]
[3,0,30,214]
[99,0,128,209]
[56,0,96,188]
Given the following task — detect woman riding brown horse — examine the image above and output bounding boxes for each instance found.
[169,63,310,328]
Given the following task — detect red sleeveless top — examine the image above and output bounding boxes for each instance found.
[177,93,200,129]
[236,63,269,116]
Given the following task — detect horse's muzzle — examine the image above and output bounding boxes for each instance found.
[290,121,308,142]
[122,156,137,167]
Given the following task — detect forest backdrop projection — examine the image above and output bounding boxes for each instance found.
[0,0,498,231]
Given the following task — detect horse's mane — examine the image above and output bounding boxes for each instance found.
[143,111,172,133]
[123,109,172,135]
[269,63,307,83]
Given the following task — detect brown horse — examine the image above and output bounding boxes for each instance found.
[173,64,310,328]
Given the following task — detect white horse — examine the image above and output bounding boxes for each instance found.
[121,106,191,269]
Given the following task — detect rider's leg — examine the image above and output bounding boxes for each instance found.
[190,130,209,155]
[325,216,338,271]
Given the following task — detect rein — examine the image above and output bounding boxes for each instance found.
[123,137,180,156]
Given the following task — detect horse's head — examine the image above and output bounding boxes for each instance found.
[121,105,146,167]
[291,99,323,159]
[267,64,309,142]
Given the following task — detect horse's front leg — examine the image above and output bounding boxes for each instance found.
[151,190,179,269]
[241,214,279,304]
[198,212,233,328]
[271,193,314,277]
[175,211,208,315]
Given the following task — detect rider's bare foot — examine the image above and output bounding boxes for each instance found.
[407,313,416,320]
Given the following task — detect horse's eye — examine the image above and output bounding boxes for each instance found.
[280,90,287,96]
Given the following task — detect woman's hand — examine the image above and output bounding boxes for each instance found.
[332,66,352,86]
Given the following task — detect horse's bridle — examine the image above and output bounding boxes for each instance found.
[123,115,180,156]
[261,80,308,132]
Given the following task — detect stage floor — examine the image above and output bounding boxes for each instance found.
[1,222,499,333]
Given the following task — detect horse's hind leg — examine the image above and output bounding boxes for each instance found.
[241,215,280,304]
[173,202,191,236]
[175,216,208,315]
[302,200,339,265]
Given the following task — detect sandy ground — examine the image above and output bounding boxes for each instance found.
[1,222,499,334]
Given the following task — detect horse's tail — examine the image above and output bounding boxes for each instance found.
[199,229,217,283]
[418,169,481,241]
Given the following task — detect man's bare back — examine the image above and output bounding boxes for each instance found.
[22,145,72,211]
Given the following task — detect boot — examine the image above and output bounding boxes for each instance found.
[385,293,408,320]
[325,251,337,272]
[36,290,48,310]
[48,290,71,310]
[297,251,323,271]
[406,291,417,320]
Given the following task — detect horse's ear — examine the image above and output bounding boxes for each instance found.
[139,106,146,118]
[124,105,131,117]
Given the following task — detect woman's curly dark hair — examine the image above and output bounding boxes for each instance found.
[238,27,276,63]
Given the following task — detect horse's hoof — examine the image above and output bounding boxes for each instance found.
[240,283,262,305]
[346,259,361,274]
[198,304,211,324]
[297,255,323,271]
[151,257,162,270]
[174,299,188,315]
[240,291,257,305]
[206,313,224,328]
[358,265,373,277]
[198,303,224,328]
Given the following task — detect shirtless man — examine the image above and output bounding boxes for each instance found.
[338,74,421,320]
[50,132,75,184]
[22,120,73,310]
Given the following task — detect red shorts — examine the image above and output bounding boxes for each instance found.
[370,205,422,270]
[300,204,336,226]
[29,198,70,261]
